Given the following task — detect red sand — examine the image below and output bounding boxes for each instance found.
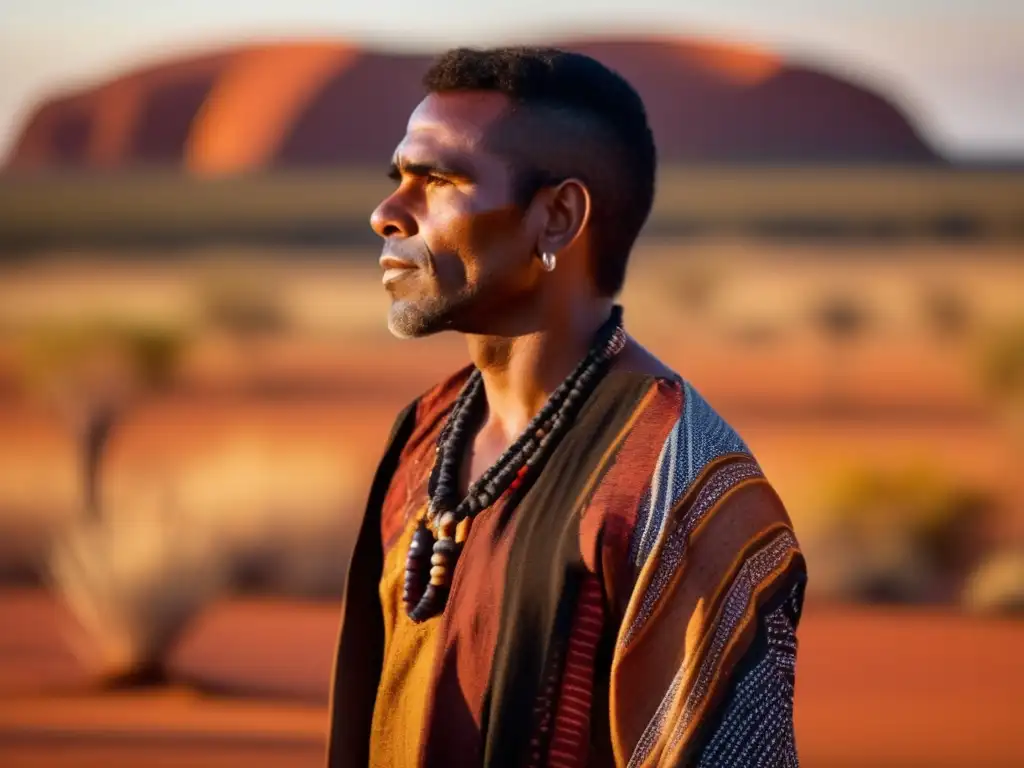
[0,589,1021,767]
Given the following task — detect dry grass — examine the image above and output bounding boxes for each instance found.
[48,499,229,681]
[963,547,1024,615]
[45,430,365,681]
[802,463,994,603]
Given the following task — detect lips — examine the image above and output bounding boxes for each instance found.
[379,255,417,271]
[380,254,418,286]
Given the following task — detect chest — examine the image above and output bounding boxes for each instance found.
[457,423,514,498]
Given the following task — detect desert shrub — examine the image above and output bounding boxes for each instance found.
[812,292,870,346]
[979,321,1024,406]
[139,440,361,597]
[805,464,992,604]
[17,318,187,394]
[920,284,972,341]
[808,292,873,410]
[48,498,229,684]
[670,263,721,315]
[47,439,363,684]
[198,276,289,338]
[962,548,1024,616]
[725,318,784,347]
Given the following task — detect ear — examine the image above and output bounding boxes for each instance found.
[535,178,591,256]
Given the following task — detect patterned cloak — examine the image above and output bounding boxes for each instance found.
[327,363,807,768]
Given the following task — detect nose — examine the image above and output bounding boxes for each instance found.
[370,192,417,240]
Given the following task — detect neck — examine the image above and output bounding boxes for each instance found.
[465,299,614,441]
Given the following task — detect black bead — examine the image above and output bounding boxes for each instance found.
[494,463,516,483]
[433,538,459,557]
[408,309,627,620]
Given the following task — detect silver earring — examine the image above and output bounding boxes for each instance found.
[540,252,557,272]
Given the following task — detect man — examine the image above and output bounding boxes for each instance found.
[327,47,806,768]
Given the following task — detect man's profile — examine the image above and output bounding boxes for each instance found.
[327,46,806,768]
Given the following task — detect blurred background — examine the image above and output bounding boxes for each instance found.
[0,2,1022,766]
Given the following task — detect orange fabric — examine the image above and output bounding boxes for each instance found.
[369,506,441,768]
[609,474,802,767]
[420,494,521,765]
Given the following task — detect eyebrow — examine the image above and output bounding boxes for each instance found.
[388,156,475,182]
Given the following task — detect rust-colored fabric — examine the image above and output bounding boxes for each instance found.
[327,361,806,768]
[419,483,522,765]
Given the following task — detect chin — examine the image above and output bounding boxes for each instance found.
[387,317,422,340]
[387,299,449,340]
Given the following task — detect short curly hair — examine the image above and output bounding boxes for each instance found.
[423,46,657,297]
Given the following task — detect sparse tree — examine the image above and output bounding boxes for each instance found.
[812,292,870,411]
[199,276,289,340]
[14,318,194,687]
[921,284,971,342]
[672,263,720,316]
[17,319,188,519]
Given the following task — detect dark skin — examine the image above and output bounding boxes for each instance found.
[371,91,670,492]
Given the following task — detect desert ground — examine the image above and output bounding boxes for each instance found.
[0,589,1022,767]
[0,241,1021,765]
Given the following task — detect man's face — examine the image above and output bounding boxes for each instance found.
[370,92,541,338]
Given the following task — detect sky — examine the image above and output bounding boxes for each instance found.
[1,0,1022,162]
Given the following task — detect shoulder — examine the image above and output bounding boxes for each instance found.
[613,378,804,647]
[611,341,752,490]
[625,376,757,571]
[583,372,790,619]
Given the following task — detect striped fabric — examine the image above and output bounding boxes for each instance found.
[327,360,806,768]
[629,380,751,572]
[695,582,802,768]
[545,575,606,768]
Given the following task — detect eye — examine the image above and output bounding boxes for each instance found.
[425,174,453,188]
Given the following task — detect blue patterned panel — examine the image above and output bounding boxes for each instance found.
[629,380,750,571]
[695,590,801,768]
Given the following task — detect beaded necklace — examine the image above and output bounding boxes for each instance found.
[403,306,627,622]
